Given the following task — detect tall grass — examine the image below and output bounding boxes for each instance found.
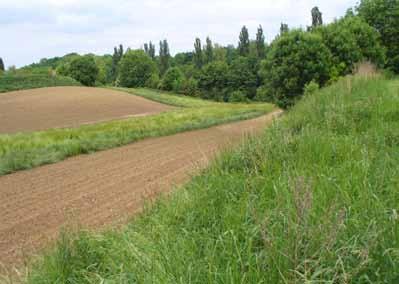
[25,76,399,283]
[0,74,81,93]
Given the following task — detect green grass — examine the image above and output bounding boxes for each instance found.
[0,74,81,93]
[0,91,274,176]
[114,87,218,107]
[24,76,399,283]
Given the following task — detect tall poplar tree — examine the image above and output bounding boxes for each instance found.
[193,38,203,68]
[205,37,214,64]
[0,57,4,72]
[311,6,323,28]
[256,25,266,59]
[238,26,250,56]
[159,39,170,75]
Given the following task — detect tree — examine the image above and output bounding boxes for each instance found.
[205,37,214,64]
[119,50,158,88]
[110,44,124,83]
[260,30,332,108]
[318,16,385,76]
[0,57,4,72]
[227,56,258,99]
[280,23,289,35]
[144,42,156,59]
[357,0,399,73]
[193,38,203,68]
[68,55,99,86]
[238,26,250,56]
[311,6,323,28]
[198,61,229,100]
[256,25,266,59]
[161,67,185,92]
[159,39,171,75]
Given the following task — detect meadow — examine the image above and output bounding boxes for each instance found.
[24,75,399,283]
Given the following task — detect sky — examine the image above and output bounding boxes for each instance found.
[0,0,358,68]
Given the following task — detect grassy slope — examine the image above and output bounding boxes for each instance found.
[0,89,274,176]
[0,74,81,93]
[26,76,399,283]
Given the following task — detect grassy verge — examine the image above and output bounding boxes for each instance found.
[0,99,274,175]
[0,74,81,93]
[26,76,399,283]
[114,87,218,107]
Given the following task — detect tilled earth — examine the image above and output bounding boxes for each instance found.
[0,110,281,269]
[0,87,172,134]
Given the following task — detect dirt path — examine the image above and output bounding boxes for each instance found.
[0,87,173,134]
[0,110,281,268]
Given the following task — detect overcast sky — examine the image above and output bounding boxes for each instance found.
[0,0,358,68]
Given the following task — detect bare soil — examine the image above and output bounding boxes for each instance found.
[0,87,172,134]
[0,110,282,269]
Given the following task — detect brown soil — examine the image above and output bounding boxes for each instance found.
[0,87,172,134]
[0,110,282,270]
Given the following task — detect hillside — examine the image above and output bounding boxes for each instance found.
[25,75,399,283]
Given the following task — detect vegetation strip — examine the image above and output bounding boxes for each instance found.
[0,89,274,176]
[26,76,399,283]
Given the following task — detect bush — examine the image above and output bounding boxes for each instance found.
[254,85,271,102]
[228,90,248,103]
[145,73,160,89]
[68,55,99,86]
[260,29,332,108]
[161,67,184,92]
[119,50,158,88]
[303,80,320,96]
[181,78,199,96]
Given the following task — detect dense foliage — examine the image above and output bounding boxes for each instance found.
[260,30,332,107]
[118,50,158,88]
[68,55,99,86]
[357,0,399,73]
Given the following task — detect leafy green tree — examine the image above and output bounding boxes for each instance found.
[238,26,250,56]
[205,37,214,64]
[0,57,4,72]
[159,40,171,75]
[68,55,99,86]
[161,67,185,92]
[256,25,266,59]
[181,78,199,96]
[357,0,399,73]
[119,50,158,88]
[311,6,323,28]
[198,61,229,100]
[260,29,332,108]
[227,56,258,99]
[193,38,203,68]
[317,17,384,76]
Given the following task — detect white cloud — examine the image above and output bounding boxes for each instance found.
[0,0,357,67]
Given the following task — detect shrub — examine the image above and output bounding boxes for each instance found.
[161,67,184,92]
[303,80,320,96]
[228,90,248,103]
[68,55,99,86]
[181,78,199,97]
[145,73,160,89]
[118,50,158,88]
[259,29,332,108]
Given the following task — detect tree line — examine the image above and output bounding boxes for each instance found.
[2,0,398,107]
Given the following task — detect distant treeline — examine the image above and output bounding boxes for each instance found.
[1,0,398,107]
